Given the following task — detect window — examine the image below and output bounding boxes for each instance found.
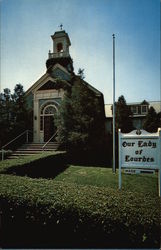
[44,106,56,114]
[40,104,57,131]
[131,106,138,114]
[141,105,148,114]
[40,102,58,114]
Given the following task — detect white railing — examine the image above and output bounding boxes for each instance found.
[48,51,69,59]
[1,130,32,161]
[42,130,58,151]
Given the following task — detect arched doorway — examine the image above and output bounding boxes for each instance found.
[57,42,63,52]
[40,104,57,142]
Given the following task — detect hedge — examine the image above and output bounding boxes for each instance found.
[0,173,160,248]
[0,151,66,174]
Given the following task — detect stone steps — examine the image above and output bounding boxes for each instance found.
[8,142,60,159]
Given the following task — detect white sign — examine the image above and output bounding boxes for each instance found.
[118,128,161,196]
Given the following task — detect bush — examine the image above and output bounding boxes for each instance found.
[0,152,160,248]
[0,151,65,174]
[0,173,160,248]
[6,154,67,179]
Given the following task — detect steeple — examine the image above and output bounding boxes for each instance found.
[46,29,73,74]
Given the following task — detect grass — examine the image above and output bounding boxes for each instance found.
[0,152,158,196]
[54,165,159,196]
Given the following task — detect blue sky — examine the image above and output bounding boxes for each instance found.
[0,0,160,104]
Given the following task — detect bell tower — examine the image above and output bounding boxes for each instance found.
[46,26,74,74]
[51,29,71,56]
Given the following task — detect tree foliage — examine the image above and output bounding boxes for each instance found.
[143,107,161,132]
[55,77,105,153]
[77,68,85,80]
[0,88,12,133]
[0,84,32,147]
[115,95,133,133]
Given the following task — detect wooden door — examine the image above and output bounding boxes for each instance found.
[44,116,55,142]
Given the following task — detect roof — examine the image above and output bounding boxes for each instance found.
[25,72,49,96]
[82,79,103,96]
[25,63,71,95]
[51,30,71,45]
[149,101,161,113]
[70,75,103,97]
[25,65,103,98]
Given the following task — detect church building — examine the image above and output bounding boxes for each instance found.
[26,28,105,143]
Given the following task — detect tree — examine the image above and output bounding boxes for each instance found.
[0,88,13,147]
[56,77,105,153]
[0,84,32,148]
[143,107,160,132]
[12,84,28,133]
[2,88,12,123]
[77,68,85,80]
[115,95,133,133]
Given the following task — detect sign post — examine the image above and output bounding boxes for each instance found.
[112,34,116,173]
[118,128,161,196]
[118,129,122,189]
[158,129,161,196]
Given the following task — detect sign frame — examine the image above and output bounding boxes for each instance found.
[118,128,161,196]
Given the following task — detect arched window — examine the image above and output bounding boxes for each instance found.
[40,102,58,115]
[40,104,58,131]
[44,106,56,114]
[57,43,63,52]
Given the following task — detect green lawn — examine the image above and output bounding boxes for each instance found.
[0,152,158,197]
[54,165,159,196]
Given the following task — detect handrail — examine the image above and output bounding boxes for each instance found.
[42,129,59,151]
[1,130,32,161]
[2,130,32,149]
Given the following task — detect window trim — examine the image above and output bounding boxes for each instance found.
[131,105,138,115]
[141,105,148,114]
[40,104,58,131]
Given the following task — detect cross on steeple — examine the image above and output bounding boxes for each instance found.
[59,23,63,30]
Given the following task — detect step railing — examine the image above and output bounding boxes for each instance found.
[42,130,59,151]
[1,130,32,161]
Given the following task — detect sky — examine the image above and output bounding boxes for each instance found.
[0,0,160,104]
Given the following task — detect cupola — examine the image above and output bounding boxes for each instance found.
[50,30,71,57]
[46,27,73,73]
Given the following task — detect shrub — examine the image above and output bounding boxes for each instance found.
[0,173,160,248]
[0,151,65,173]
[0,152,160,248]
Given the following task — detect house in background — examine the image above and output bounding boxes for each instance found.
[105,100,161,133]
[26,29,105,143]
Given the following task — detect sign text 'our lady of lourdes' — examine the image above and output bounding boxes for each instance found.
[118,128,161,196]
